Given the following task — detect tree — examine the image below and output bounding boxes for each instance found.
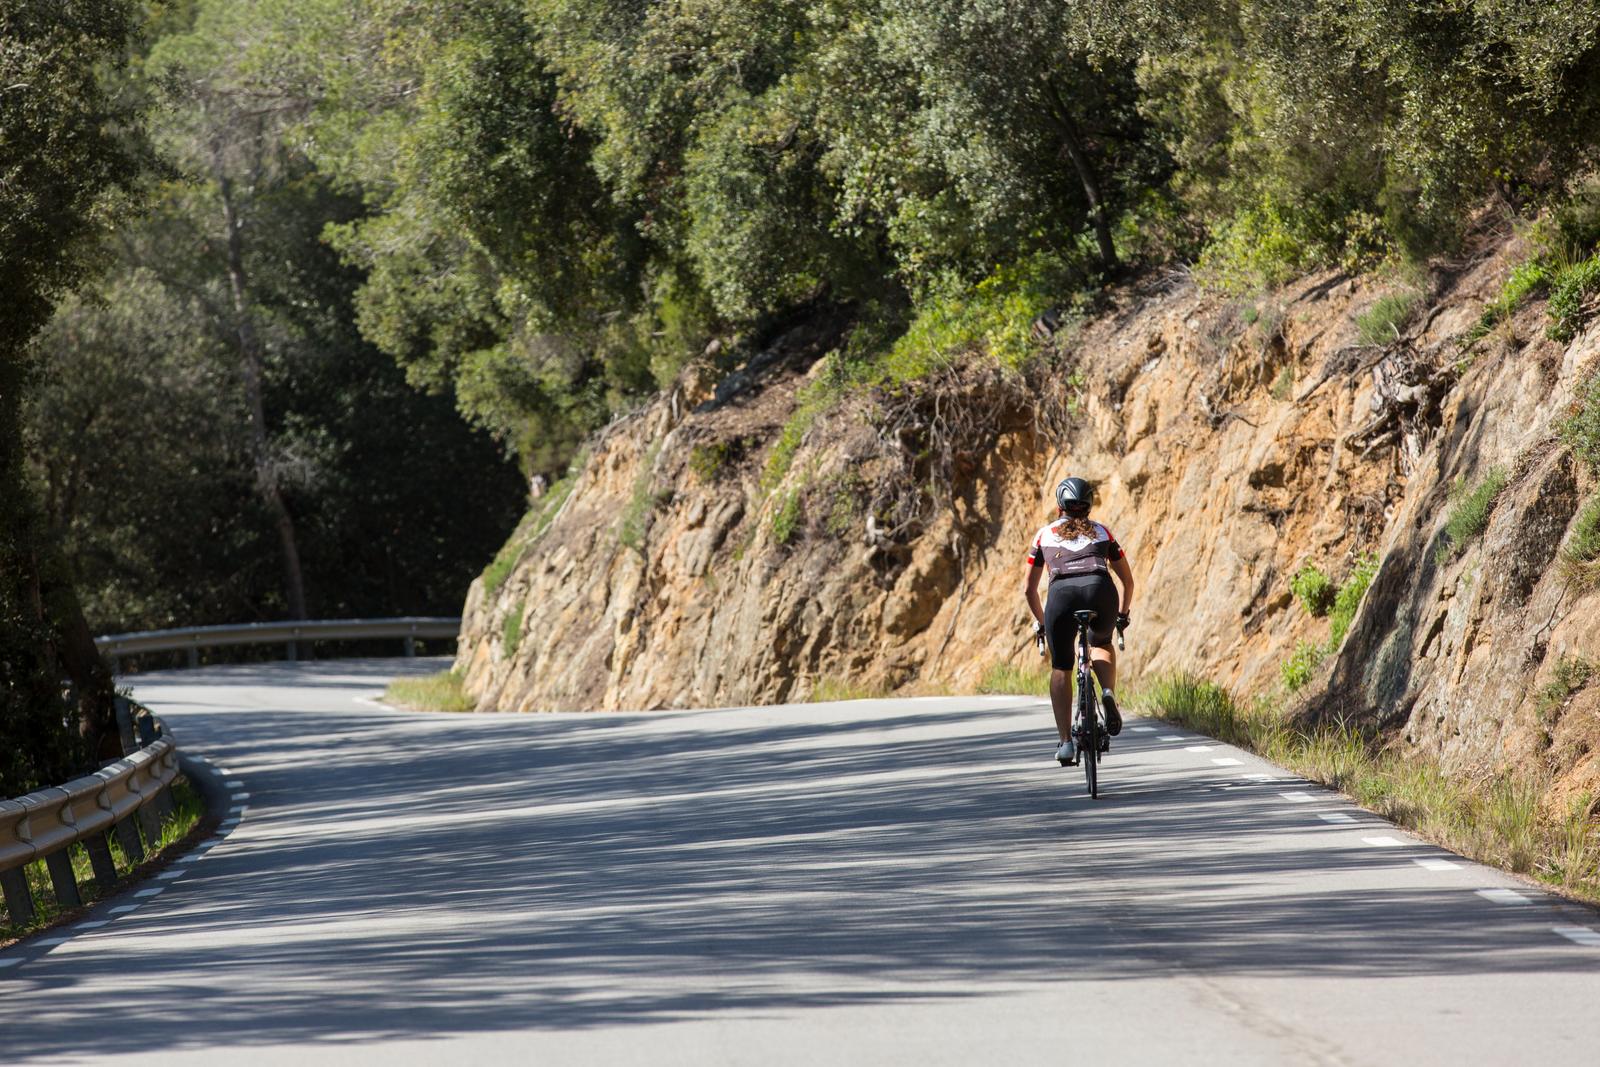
[1,0,143,792]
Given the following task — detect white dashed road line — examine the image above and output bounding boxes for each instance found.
[1318,812,1357,823]
[134,887,164,899]
[77,920,110,929]
[1279,791,1317,803]
[1477,888,1531,905]
[1212,757,1243,766]
[1413,858,1460,871]
[109,905,138,914]
[1362,836,1404,847]
[1553,925,1600,947]
[0,958,20,969]
[1184,745,1215,752]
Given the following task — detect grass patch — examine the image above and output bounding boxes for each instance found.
[809,676,891,702]
[1435,468,1508,564]
[1,776,204,940]
[502,600,525,655]
[1533,655,1593,729]
[1269,364,1294,400]
[1136,672,1600,904]
[1289,563,1335,616]
[1355,290,1421,345]
[770,488,802,545]
[618,440,664,554]
[1560,372,1600,475]
[1559,493,1600,588]
[384,669,476,712]
[976,661,1052,696]
[1469,259,1552,342]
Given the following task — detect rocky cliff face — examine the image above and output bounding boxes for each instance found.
[456,228,1600,807]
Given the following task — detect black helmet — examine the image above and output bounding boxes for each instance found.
[1055,476,1093,512]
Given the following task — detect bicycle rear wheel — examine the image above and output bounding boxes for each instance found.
[1078,667,1098,799]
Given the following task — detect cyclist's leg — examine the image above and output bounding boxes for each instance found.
[1084,576,1122,734]
[1043,583,1079,747]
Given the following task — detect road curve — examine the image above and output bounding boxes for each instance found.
[2,659,1598,1065]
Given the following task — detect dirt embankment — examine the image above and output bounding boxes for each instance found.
[456,227,1600,808]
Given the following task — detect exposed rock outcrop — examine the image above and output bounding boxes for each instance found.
[456,229,1600,811]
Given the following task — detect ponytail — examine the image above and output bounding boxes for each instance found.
[1053,515,1097,540]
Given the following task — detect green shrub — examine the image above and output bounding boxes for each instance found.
[1470,259,1552,340]
[1194,199,1314,293]
[883,252,1083,380]
[1328,552,1380,646]
[1355,290,1422,344]
[1436,468,1508,564]
[1546,252,1600,342]
[1561,374,1600,474]
[1289,563,1336,616]
[1281,638,1327,693]
[689,441,732,483]
[502,600,525,655]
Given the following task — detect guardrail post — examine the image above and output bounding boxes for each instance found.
[43,848,82,909]
[404,635,416,657]
[187,646,198,669]
[137,802,161,846]
[114,694,137,757]
[1,867,34,926]
[114,816,145,864]
[84,831,119,890]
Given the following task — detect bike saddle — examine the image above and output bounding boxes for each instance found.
[1074,609,1097,623]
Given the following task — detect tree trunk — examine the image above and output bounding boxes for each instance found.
[219,171,308,620]
[1041,80,1119,271]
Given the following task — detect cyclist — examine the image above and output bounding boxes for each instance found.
[1023,476,1135,766]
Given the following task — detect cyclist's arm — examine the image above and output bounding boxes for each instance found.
[1110,553,1135,615]
[1024,560,1045,625]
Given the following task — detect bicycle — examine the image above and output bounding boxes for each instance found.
[1037,610,1125,799]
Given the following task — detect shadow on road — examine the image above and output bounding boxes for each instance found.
[2,660,1590,1057]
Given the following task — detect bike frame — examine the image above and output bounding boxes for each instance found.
[1073,610,1101,799]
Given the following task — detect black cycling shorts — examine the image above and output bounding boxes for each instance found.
[1043,574,1118,670]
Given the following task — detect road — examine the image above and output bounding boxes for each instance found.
[2,659,1598,1065]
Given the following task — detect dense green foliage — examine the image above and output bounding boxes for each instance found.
[2,0,144,795]
[275,0,1600,479]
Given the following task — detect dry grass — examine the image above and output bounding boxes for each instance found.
[1135,672,1600,904]
[976,660,1052,696]
[384,670,476,712]
[808,676,891,702]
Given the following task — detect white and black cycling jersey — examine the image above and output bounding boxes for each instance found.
[1026,520,1124,580]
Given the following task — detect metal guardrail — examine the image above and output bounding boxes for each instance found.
[95,616,460,669]
[0,724,180,927]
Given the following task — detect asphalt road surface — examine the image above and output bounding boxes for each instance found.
[2,659,1599,1065]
